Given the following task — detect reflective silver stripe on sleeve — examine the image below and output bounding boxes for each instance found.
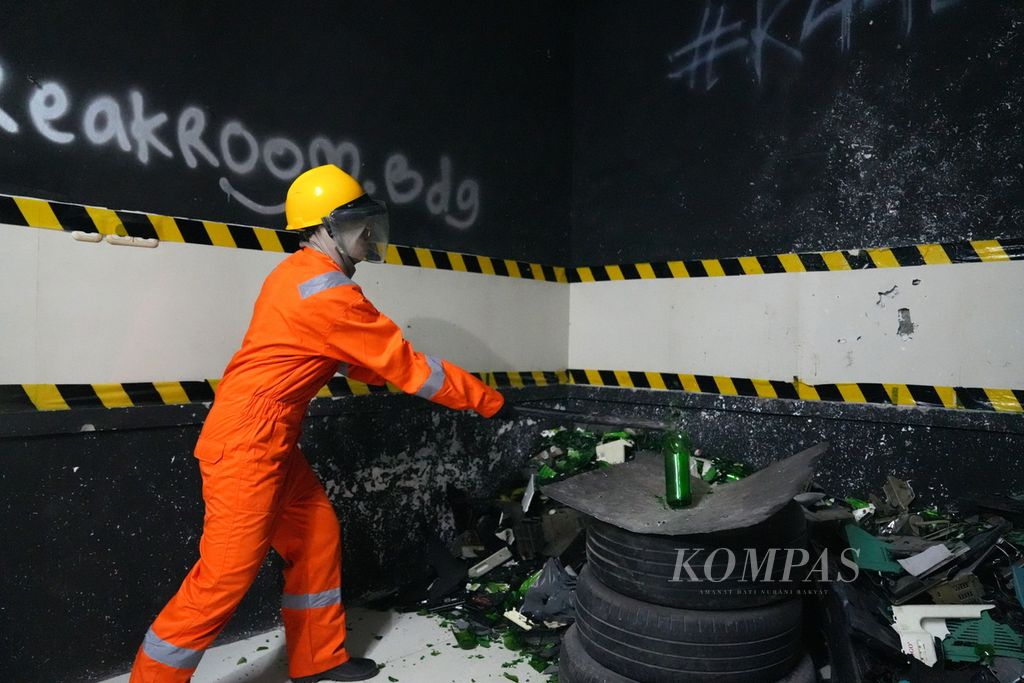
[281,586,343,610]
[415,355,446,399]
[298,271,353,299]
[142,628,205,670]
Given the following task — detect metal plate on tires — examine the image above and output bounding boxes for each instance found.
[541,442,827,535]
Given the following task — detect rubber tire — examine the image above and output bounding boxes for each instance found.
[586,501,808,609]
[561,624,817,683]
[560,623,647,683]
[574,565,804,682]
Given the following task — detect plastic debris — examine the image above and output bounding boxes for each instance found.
[503,608,533,631]
[928,575,987,604]
[595,438,632,465]
[890,604,994,666]
[943,612,1024,664]
[520,558,577,624]
[1013,561,1024,609]
[883,476,916,512]
[845,524,904,573]
[898,544,955,577]
[468,548,513,578]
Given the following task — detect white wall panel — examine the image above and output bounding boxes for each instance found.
[357,262,569,372]
[568,274,801,380]
[0,224,568,384]
[25,226,279,383]
[797,262,1024,387]
[569,261,1024,389]
[3,221,1019,390]
[0,225,40,381]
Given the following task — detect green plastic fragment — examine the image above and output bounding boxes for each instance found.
[845,497,872,509]
[503,674,520,682]
[1012,561,1024,609]
[942,612,1024,664]
[236,657,247,665]
[843,524,903,573]
[389,677,399,682]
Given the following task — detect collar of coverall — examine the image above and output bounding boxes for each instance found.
[300,225,357,278]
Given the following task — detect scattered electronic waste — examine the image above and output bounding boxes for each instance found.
[365,418,1024,682]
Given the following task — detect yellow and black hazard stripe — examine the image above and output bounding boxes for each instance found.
[0,194,302,253]
[0,193,567,283]
[476,370,570,389]
[7,192,1019,285]
[0,371,567,413]
[384,245,568,283]
[566,369,1024,414]
[3,369,1018,414]
[570,239,1024,282]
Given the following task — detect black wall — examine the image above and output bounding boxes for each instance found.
[0,2,573,264]
[4,386,1022,681]
[0,394,555,683]
[572,0,1024,265]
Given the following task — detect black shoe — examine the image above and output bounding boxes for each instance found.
[292,657,380,682]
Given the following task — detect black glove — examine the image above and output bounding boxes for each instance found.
[491,401,518,420]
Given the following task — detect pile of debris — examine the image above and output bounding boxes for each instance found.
[359,425,651,680]
[365,418,1024,682]
[803,477,1024,682]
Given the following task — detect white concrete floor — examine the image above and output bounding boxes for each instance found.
[99,607,549,683]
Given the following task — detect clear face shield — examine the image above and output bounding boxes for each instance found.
[323,196,390,264]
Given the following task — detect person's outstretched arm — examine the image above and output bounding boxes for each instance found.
[323,296,504,417]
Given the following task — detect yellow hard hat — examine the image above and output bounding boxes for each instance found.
[285,164,366,230]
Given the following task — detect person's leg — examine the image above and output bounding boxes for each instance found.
[271,448,352,680]
[129,448,290,682]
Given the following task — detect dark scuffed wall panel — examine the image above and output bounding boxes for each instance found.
[303,394,558,593]
[553,385,1024,506]
[572,0,1024,265]
[0,422,281,682]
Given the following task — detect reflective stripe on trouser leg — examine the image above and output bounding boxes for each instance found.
[130,645,197,683]
[273,450,348,679]
[283,586,343,609]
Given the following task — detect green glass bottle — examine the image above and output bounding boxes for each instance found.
[662,429,693,508]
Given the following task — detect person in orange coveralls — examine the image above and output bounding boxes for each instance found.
[130,164,508,683]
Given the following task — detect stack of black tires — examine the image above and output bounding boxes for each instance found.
[562,501,817,682]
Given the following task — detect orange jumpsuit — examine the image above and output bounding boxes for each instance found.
[130,247,504,682]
